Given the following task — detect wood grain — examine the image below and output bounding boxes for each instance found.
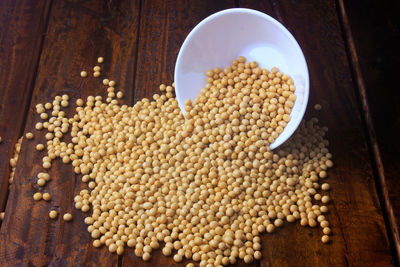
[0,0,51,213]
[338,0,400,262]
[0,0,397,266]
[0,0,139,266]
[238,0,395,266]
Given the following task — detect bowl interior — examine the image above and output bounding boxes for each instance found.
[174,8,309,149]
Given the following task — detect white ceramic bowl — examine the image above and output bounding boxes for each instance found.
[174,8,309,149]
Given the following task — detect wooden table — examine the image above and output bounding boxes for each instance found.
[0,0,399,266]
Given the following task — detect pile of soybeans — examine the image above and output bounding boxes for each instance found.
[22,56,333,266]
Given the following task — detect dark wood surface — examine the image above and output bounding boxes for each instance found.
[339,0,400,260]
[0,0,398,266]
[0,0,52,212]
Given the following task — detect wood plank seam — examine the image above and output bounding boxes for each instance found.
[330,196,350,267]
[122,0,140,266]
[336,0,400,264]
[118,254,122,267]
[130,0,143,106]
